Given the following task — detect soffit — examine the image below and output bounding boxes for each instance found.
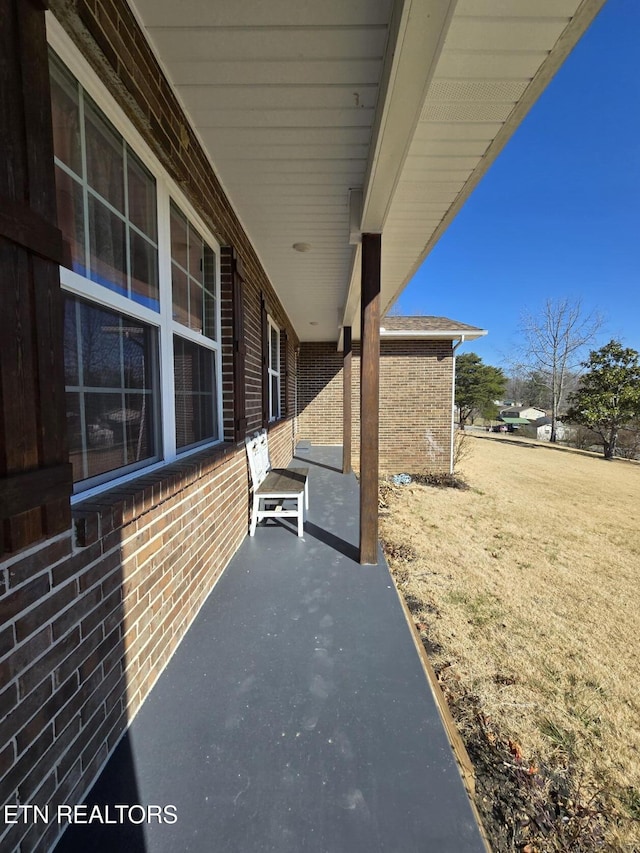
[129,0,605,344]
[129,0,395,343]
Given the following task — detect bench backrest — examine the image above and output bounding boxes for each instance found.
[245,430,271,489]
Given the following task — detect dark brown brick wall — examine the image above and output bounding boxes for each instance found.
[0,418,294,853]
[298,340,454,473]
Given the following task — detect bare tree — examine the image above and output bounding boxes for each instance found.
[516,298,603,442]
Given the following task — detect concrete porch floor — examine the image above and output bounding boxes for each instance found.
[54,446,487,852]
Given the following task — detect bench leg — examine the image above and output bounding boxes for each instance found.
[304,478,309,511]
[250,496,259,536]
[297,494,303,537]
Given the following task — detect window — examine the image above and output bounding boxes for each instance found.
[170,203,217,338]
[50,46,222,494]
[64,297,159,482]
[51,55,159,311]
[173,338,218,448]
[268,318,281,421]
[170,203,220,449]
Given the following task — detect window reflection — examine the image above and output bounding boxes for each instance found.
[50,51,159,311]
[170,201,217,341]
[64,296,158,483]
[174,338,217,448]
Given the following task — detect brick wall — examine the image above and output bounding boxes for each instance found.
[298,340,454,473]
[377,340,453,473]
[297,343,344,445]
[0,1,298,849]
[1,446,237,852]
[0,416,294,853]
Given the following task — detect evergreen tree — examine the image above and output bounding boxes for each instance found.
[455,353,506,427]
[567,340,640,459]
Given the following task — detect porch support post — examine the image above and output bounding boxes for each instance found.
[342,326,352,474]
[359,233,381,565]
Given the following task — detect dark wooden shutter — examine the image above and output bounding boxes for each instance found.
[0,0,72,555]
[261,295,269,428]
[282,329,289,417]
[231,251,247,442]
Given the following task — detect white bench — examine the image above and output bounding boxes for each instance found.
[245,430,309,537]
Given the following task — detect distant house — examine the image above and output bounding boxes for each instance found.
[500,405,547,421]
[521,417,567,441]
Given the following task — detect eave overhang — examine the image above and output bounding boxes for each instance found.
[380,328,487,341]
[125,0,607,345]
[342,0,607,343]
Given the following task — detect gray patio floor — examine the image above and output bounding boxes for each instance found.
[54,446,487,853]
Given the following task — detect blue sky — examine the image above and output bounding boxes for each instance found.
[394,0,640,368]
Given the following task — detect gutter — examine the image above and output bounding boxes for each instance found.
[450,335,465,474]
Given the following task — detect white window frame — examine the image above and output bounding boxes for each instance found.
[267,316,281,422]
[47,17,224,502]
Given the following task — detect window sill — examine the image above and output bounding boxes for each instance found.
[72,442,238,547]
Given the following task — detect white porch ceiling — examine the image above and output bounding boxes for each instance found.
[129,0,605,343]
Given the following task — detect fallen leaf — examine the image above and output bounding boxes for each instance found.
[509,739,524,761]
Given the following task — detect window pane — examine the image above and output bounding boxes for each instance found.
[66,391,83,482]
[130,231,159,311]
[271,375,279,419]
[189,279,203,333]
[203,245,216,290]
[188,228,204,284]
[55,166,85,274]
[127,151,157,241]
[170,204,218,336]
[203,288,216,340]
[85,392,127,478]
[88,196,127,296]
[50,55,82,175]
[63,300,79,386]
[124,393,154,464]
[64,296,158,484]
[170,203,188,271]
[171,264,189,326]
[203,246,217,340]
[122,318,154,389]
[270,326,279,371]
[50,53,162,317]
[174,337,217,448]
[84,97,124,212]
[78,302,123,387]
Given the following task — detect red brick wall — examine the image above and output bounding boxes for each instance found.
[0,2,298,849]
[298,340,454,473]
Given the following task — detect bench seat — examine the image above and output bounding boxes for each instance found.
[245,431,309,537]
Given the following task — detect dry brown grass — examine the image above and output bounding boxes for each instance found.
[380,434,640,851]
